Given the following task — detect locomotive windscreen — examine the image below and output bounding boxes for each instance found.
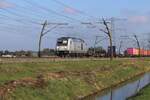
[57,38,68,46]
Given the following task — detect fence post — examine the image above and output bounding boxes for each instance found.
[110,88,113,100]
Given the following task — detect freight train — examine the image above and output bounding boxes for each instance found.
[124,48,150,56]
[56,37,88,57]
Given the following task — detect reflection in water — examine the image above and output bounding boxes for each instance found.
[96,73,150,100]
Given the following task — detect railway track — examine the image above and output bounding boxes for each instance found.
[0,57,99,63]
[0,57,145,63]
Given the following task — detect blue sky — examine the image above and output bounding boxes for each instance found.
[0,0,150,51]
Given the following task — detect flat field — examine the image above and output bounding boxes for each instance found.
[0,58,149,100]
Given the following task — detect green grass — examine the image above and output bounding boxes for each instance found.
[128,85,150,100]
[0,59,149,100]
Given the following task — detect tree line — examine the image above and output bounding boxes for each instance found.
[0,47,107,57]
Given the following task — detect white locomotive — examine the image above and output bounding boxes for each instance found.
[56,37,88,57]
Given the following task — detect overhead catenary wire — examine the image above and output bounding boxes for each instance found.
[22,0,82,23]
[0,12,39,25]
[2,8,42,22]
[6,1,48,20]
[0,15,41,36]
[0,13,28,24]
[0,8,41,25]
[0,21,40,30]
[0,25,37,35]
[51,0,96,19]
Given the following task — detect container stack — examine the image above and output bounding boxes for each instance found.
[126,48,150,56]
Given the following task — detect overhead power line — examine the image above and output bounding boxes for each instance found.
[51,0,96,19]
[82,17,127,46]
[22,0,82,22]
[3,8,42,21]
[0,8,41,25]
[0,13,40,25]
[38,20,68,57]
[7,1,47,19]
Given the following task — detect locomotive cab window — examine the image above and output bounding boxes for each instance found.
[57,39,68,46]
[63,40,67,44]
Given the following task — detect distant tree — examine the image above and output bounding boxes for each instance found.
[95,47,106,53]
[49,49,56,56]
[4,50,10,55]
[42,48,50,55]
[42,48,56,56]
[14,50,26,57]
[25,51,32,57]
[88,46,106,57]
[0,51,3,56]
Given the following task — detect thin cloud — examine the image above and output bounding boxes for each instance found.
[0,0,14,8]
[121,9,150,24]
[63,7,78,14]
[121,9,139,16]
[128,15,149,24]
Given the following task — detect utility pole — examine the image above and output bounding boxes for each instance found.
[81,17,126,60]
[94,36,99,55]
[148,34,150,49]
[94,36,108,55]
[101,18,113,60]
[81,18,113,60]
[94,36,103,54]
[133,35,141,57]
[96,17,126,46]
[38,20,47,58]
[110,18,116,46]
[119,40,123,55]
[148,40,150,49]
[120,35,141,57]
[38,20,68,58]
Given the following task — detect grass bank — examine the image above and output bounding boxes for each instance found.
[128,85,150,100]
[0,58,149,100]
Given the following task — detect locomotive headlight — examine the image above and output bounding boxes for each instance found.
[56,47,59,49]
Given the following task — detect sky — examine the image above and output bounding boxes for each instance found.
[0,0,150,51]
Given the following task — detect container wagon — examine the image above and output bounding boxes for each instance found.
[125,48,150,57]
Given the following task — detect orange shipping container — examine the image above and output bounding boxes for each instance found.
[144,50,147,56]
[148,50,150,56]
[140,49,144,56]
[135,49,139,55]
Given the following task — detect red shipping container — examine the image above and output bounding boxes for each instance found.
[126,48,150,56]
[127,48,138,56]
[127,48,133,55]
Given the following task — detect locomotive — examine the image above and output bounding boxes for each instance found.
[56,37,88,57]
